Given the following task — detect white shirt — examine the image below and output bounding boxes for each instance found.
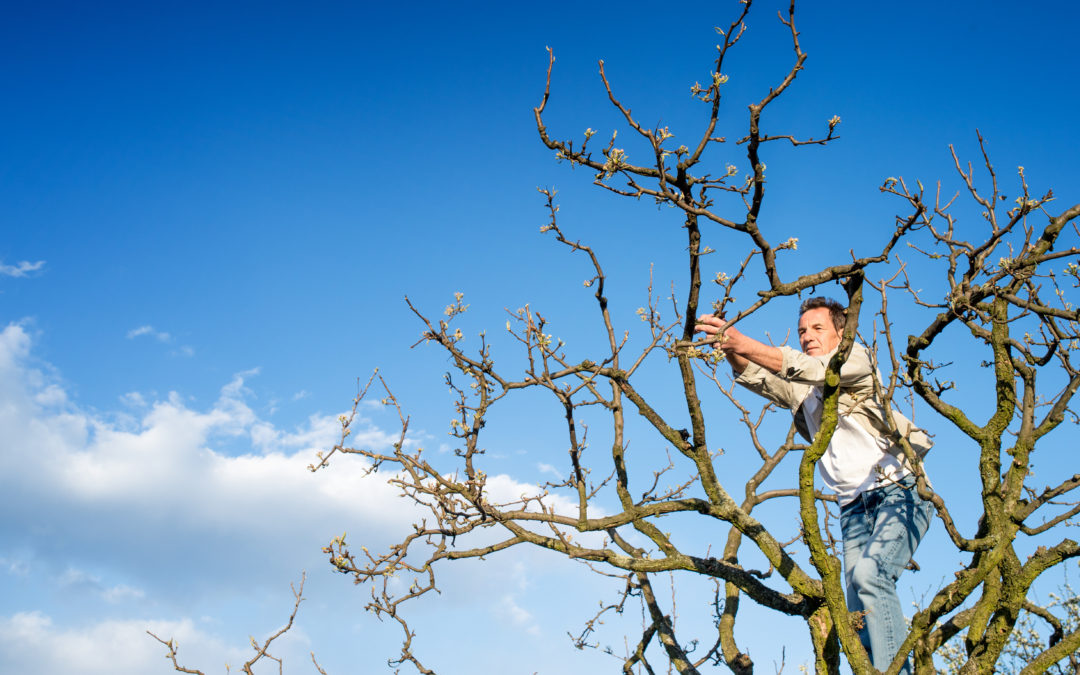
[799,388,910,506]
[733,344,928,507]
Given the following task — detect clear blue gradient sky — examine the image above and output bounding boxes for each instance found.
[2,1,1079,673]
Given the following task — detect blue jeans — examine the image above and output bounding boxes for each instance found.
[840,476,933,674]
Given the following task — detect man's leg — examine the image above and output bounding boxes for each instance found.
[840,498,872,656]
[842,477,933,674]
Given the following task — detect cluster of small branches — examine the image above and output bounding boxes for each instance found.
[148,574,328,675]
[938,566,1080,674]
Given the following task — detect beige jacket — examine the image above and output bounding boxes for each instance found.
[734,344,932,465]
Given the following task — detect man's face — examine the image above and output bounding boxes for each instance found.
[798,307,842,356]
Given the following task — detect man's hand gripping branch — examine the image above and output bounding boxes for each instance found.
[694,314,783,375]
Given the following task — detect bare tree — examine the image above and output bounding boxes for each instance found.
[159,1,1080,673]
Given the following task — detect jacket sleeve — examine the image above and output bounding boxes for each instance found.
[734,361,811,411]
[777,344,874,388]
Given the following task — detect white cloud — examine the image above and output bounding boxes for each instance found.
[0,556,29,577]
[537,462,564,480]
[58,568,96,586]
[58,568,145,604]
[33,383,67,407]
[102,585,145,604]
[119,391,146,408]
[125,325,171,342]
[0,322,419,595]
[490,561,540,634]
[511,560,530,591]
[125,326,194,356]
[0,612,245,675]
[0,260,45,278]
[495,594,540,636]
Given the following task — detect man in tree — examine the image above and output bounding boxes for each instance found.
[696,298,934,674]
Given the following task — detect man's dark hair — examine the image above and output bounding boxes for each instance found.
[799,297,846,333]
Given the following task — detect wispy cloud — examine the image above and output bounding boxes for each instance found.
[0,557,29,577]
[127,325,194,356]
[0,260,45,278]
[537,462,564,480]
[58,568,145,604]
[495,594,540,636]
[125,325,171,342]
[119,392,147,408]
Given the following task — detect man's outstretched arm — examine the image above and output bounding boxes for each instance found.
[695,314,783,374]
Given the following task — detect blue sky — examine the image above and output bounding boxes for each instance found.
[2,1,1080,673]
